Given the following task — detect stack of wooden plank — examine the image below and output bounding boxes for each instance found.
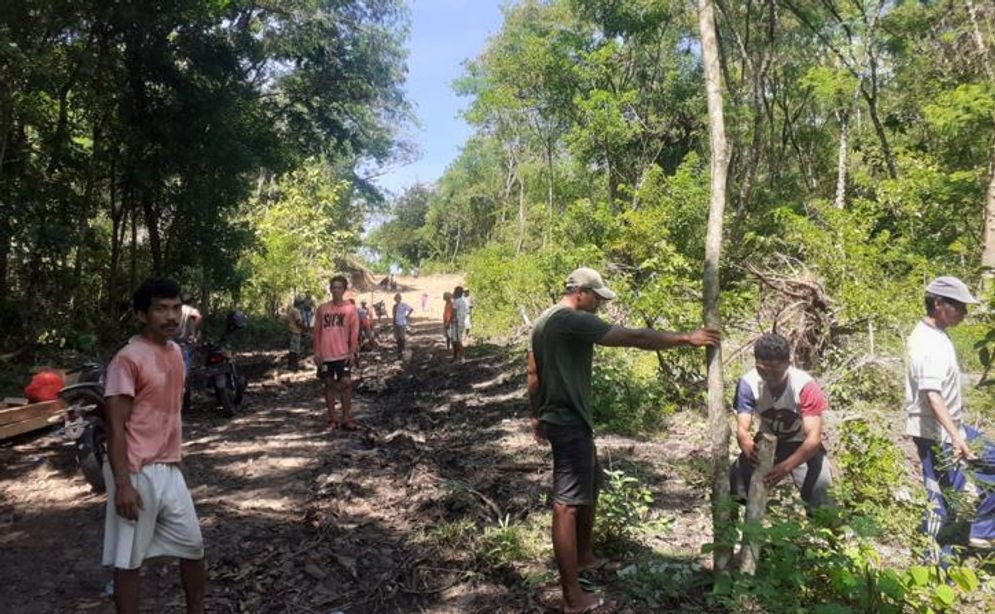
[0,398,66,440]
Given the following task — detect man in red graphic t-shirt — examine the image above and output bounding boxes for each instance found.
[730,332,833,511]
[314,275,360,430]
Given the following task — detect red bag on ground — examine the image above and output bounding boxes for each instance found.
[24,371,65,403]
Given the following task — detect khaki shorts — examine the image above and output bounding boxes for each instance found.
[102,463,204,569]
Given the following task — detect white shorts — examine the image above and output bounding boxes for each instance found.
[102,463,204,569]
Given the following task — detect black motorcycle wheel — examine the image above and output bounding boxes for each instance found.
[77,416,107,493]
[61,389,107,492]
[215,379,237,417]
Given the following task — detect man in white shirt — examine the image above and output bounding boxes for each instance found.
[905,276,995,559]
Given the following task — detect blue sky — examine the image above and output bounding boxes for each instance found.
[374,0,506,196]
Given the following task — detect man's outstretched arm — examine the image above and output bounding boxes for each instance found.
[597,326,720,350]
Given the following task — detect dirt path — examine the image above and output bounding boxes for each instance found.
[0,275,715,613]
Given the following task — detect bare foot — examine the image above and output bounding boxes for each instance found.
[562,593,604,614]
[325,420,339,431]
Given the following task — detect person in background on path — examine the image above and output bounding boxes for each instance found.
[442,292,454,350]
[301,295,315,331]
[451,286,469,363]
[285,296,305,370]
[175,294,202,376]
[527,267,719,614]
[392,293,414,359]
[730,333,833,513]
[421,291,429,312]
[103,278,205,614]
[905,276,995,561]
[358,301,376,349]
[463,289,473,337]
[314,276,360,431]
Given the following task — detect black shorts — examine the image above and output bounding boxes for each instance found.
[545,422,603,506]
[317,360,351,382]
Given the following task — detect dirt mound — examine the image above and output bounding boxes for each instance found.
[333,256,379,292]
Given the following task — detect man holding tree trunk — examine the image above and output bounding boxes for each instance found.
[528,267,719,613]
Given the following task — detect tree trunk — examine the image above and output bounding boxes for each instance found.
[516,173,526,255]
[107,177,122,311]
[545,139,554,249]
[982,141,995,286]
[738,432,777,575]
[697,0,733,573]
[0,216,9,302]
[130,199,138,292]
[967,0,995,292]
[141,188,162,274]
[834,109,849,209]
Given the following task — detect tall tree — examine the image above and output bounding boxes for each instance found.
[697,0,732,572]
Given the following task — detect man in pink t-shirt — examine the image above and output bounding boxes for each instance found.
[103,278,205,613]
[730,332,833,511]
[314,275,360,430]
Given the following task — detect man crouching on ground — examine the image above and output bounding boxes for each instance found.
[103,278,205,613]
[528,268,719,613]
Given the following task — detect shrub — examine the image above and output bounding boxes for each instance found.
[595,468,656,553]
[831,416,923,541]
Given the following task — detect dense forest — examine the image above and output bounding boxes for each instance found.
[0,0,410,350]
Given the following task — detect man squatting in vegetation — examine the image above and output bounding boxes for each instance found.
[730,332,833,513]
[527,268,719,614]
[314,275,360,431]
[905,276,995,560]
[103,278,205,613]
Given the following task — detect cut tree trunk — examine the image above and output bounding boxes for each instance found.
[697,0,733,573]
[738,432,777,575]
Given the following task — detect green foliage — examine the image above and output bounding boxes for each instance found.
[832,416,923,541]
[241,161,357,313]
[594,467,657,553]
[368,183,433,270]
[0,0,410,347]
[712,512,989,613]
[590,351,669,434]
[479,514,548,571]
[616,556,709,608]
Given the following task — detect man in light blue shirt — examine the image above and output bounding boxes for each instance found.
[392,293,414,359]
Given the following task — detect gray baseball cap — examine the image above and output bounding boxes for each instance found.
[925,276,979,305]
[565,267,616,300]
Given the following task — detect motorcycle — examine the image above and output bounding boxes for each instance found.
[59,362,108,492]
[184,310,248,417]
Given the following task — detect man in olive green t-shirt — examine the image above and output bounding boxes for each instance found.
[527,268,719,614]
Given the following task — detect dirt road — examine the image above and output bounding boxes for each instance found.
[0,275,714,613]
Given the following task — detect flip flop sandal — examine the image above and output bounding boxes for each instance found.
[561,597,605,614]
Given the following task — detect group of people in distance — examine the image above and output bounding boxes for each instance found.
[90,266,995,614]
[442,286,472,362]
[528,268,995,613]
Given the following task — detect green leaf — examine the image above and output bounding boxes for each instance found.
[947,566,979,592]
[908,566,930,587]
[933,584,956,606]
